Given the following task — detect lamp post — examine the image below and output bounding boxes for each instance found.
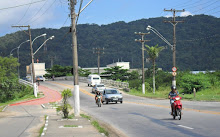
[30,33,47,84]
[34,36,54,55]
[17,40,30,78]
[146,25,176,85]
[9,40,30,78]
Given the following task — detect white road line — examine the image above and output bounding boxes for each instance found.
[178,125,194,130]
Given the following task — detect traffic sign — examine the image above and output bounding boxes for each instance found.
[172,72,177,76]
[172,67,177,72]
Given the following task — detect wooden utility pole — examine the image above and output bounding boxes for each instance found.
[11,25,37,97]
[70,0,80,116]
[164,9,184,87]
[93,47,104,75]
[135,32,150,94]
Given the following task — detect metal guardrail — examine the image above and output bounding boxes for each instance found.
[51,76,129,89]
[19,79,34,87]
[19,79,38,97]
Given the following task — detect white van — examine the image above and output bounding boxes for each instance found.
[87,74,101,87]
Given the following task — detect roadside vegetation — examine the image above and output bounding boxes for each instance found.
[0,56,34,107]
[128,69,220,101]
[80,113,109,136]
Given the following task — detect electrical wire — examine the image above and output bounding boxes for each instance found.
[23,0,48,24]
[16,0,33,24]
[191,0,219,14]
[0,0,46,11]
[28,0,57,24]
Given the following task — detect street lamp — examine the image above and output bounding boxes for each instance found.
[146,25,176,86]
[34,36,55,55]
[30,33,47,84]
[9,40,30,78]
[146,25,173,48]
[17,40,30,78]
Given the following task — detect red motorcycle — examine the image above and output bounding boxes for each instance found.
[172,96,182,120]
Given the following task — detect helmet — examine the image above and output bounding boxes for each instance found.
[171,86,176,90]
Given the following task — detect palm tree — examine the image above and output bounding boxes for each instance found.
[145,44,165,94]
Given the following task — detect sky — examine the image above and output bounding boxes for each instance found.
[0,0,220,36]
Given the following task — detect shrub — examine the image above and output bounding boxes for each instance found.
[129,79,141,90]
[56,89,72,118]
[178,73,211,93]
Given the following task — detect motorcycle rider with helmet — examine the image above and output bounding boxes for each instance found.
[168,86,179,115]
[95,90,103,104]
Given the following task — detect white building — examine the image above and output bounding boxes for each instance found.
[107,62,130,69]
[26,63,47,79]
[82,62,130,74]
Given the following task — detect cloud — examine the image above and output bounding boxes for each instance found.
[180,11,193,17]
[0,0,68,36]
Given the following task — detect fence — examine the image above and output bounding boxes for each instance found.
[51,76,129,89]
[19,79,38,97]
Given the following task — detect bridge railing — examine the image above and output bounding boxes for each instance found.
[50,76,129,90]
[19,79,38,97]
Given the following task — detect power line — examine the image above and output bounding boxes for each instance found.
[28,0,57,24]
[16,0,33,24]
[0,0,46,11]
[202,6,220,14]
[23,0,48,24]
[191,0,219,14]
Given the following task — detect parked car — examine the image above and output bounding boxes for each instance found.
[92,84,106,93]
[36,76,45,82]
[87,74,101,86]
[102,89,123,104]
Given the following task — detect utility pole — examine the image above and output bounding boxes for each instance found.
[135,32,150,94]
[164,9,184,87]
[12,25,37,97]
[93,47,104,75]
[70,0,80,116]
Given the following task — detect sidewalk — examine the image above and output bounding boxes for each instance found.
[2,85,105,137]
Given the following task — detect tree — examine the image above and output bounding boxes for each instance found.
[145,44,165,94]
[102,66,130,81]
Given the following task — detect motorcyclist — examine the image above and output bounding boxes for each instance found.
[95,90,103,104]
[168,86,179,115]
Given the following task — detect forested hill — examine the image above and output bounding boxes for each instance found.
[0,14,220,77]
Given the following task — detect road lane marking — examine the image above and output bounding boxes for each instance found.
[178,125,194,130]
[48,81,220,115]
[49,81,95,97]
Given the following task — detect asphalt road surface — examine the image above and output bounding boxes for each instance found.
[42,81,220,137]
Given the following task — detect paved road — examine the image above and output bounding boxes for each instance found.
[42,81,220,137]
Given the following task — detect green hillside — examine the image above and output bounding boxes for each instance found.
[0,14,220,77]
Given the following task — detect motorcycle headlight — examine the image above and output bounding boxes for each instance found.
[175,97,180,100]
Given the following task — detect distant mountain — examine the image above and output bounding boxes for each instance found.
[0,14,220,77]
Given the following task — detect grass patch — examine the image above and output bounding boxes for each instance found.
[64,125,78,127]
[0,94,39,108]
[38,115,47,137]
[92,121,109,136]
[80,114,91,120]
[66,113,75,119]
[127,86,220,102]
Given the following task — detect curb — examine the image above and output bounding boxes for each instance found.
[2,105,9,112]
[41,116,49,136]
[9,96,46,106]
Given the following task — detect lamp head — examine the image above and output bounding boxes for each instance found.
[146,25,151,31]
[42,33,47,36]
[50,36,55,39]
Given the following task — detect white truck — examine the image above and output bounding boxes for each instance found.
[87,74,101,87]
